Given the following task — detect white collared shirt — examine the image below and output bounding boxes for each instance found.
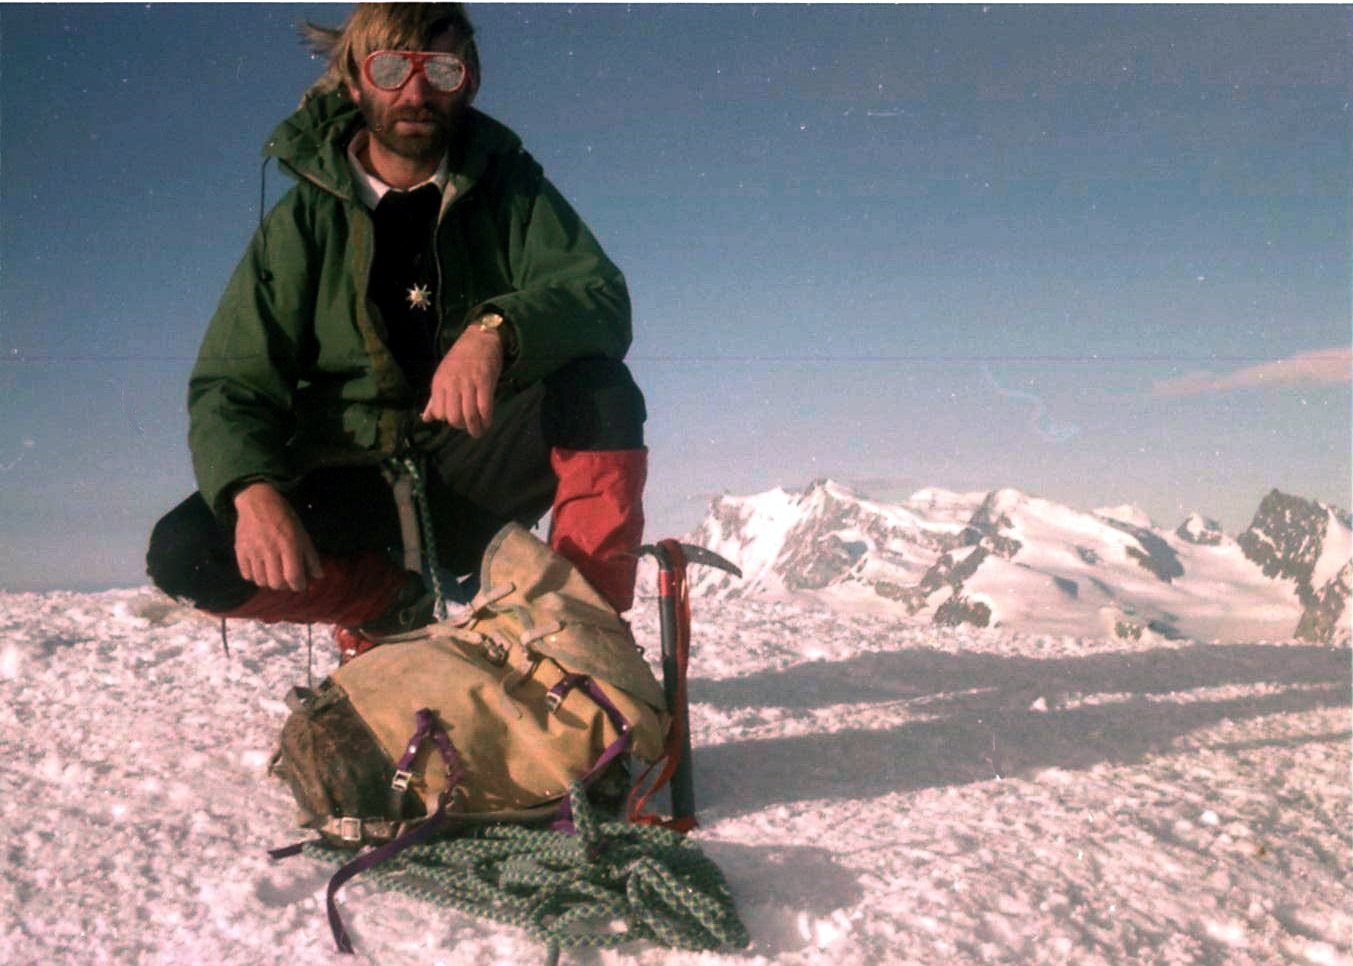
[346,129,449,210]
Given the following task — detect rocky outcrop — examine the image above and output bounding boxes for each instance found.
[964,491,1024,558]
[934,593,992,628]
[1237,490,1342,606]
[1296,560,1352,645]
[1101,518,1184,583]
[783,532,867,591]
[900,546,989,616]
[683,479,1350,642]
[1176,513,1224,546]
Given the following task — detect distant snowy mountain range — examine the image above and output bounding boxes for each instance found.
[680,481,1352,644]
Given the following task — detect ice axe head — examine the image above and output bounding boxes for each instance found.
[636,542,742,579]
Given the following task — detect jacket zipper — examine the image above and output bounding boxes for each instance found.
[432,178,480,355]
[354,201,403,452]
[296,166,395,450]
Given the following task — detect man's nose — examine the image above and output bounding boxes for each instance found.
[398,67,435,104]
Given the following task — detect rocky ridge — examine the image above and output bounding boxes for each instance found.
[684,481,1351,644]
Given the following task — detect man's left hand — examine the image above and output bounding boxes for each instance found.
[422,325,503,437]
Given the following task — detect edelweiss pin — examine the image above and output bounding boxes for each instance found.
[406,283,432,311]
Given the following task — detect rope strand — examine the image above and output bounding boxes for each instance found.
[398,455,449,620]
[302,783,748,956]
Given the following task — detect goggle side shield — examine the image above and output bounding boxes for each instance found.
[363,51,467,93]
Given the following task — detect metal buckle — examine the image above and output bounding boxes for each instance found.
[391,769,414,792]
[483,639,508,666]
[544,690,564,714]
[338,816,363,843]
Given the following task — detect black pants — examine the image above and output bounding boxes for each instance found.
[147,358,644,612]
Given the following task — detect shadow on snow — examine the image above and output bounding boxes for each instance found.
[689,642,1350,817]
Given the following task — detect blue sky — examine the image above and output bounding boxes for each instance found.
[2,3,1350,591]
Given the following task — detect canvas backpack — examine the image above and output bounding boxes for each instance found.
[269,522,668,847]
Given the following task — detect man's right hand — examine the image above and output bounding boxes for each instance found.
[232,481,325,593]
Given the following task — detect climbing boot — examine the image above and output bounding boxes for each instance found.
[335,571,436,665]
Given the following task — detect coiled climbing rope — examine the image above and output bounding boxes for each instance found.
[302,783,749,962]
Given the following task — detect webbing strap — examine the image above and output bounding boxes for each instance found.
[381,462,423,574]
[462,582,515,621]
[626,541,696,832]
[326,709,465,954]
[547,674,633,833]
[392,707,444,777]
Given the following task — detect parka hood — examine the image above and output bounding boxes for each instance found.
[262,85,525,201]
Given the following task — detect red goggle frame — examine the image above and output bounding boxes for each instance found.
[362,50,468,93]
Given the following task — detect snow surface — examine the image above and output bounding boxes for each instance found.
[3,588,1351,965]
[956,491,1304,642]
[1092,504,1157,530]
[1313,508,1353,595]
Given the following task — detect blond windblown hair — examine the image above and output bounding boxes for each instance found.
[299,3,480,100]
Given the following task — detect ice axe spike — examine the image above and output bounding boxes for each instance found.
[634,542,741,826]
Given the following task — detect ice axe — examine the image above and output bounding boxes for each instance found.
[631,540,741,827]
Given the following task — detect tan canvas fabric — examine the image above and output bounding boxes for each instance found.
[317,522,667,823]
[462,521,666,711]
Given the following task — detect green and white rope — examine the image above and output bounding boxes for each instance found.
[395,455,450,621]
[303,783,749,960]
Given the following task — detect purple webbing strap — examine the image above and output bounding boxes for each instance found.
[394,707,440,773]
[327,709,465,954]
[546,672,586,709]
[550,676,633,833]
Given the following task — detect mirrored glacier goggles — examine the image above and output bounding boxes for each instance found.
[362,50,469,93]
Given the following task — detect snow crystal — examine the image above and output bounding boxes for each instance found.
[0,640,22,680]
[1204,917,1251,947]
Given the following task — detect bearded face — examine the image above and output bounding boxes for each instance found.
[356,85,461,163]
[347,30,473,168]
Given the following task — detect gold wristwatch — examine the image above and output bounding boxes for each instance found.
[473,311,516,358]
[474,312,504,335]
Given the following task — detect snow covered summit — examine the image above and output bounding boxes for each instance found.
[685,481,1351,644]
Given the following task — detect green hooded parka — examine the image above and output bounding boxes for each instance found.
[188,88,631,518]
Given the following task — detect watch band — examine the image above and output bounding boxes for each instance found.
[473,311,516,358]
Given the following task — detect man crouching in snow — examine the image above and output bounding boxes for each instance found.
[146,3,645,662]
